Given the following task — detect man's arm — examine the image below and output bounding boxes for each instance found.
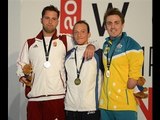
[83,38,100,60]
[83,44,95,60]
[127,78,138,89]
[66,34,97,60]
[16,41,30,84]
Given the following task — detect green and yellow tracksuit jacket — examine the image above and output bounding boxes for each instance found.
[99,32,144,112]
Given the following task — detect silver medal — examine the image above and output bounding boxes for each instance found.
[106,70,110,77]
[44,61,51,68]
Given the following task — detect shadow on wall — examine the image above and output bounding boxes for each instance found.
[8,52,27,120]
[8,93,27,120]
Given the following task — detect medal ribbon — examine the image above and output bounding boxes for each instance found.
[106,35,123,71]
[75,47,85,79]
[42,35,53,61]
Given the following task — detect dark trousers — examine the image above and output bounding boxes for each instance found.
[65,110,100,120]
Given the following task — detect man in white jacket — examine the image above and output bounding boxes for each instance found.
[65,20,103,120]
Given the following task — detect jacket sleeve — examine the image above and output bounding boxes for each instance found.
[126,39,144,80]
[16,41,30,78]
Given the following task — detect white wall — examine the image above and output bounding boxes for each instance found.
[8,0,152,120]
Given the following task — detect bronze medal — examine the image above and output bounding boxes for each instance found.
[74,78,81,85]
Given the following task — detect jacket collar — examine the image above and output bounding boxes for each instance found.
[36,29,58,40]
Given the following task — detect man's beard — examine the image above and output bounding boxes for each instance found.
[43,26,55,33]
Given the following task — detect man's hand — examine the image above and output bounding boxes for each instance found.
[83,44,95,60]
[19,76,32,86]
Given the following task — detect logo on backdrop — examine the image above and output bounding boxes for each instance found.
[60,1,129,35]
[60,0,82,34]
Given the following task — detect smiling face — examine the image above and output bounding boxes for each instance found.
[105,14,124,39]
[73,22,91,45]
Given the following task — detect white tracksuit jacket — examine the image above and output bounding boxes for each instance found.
[64,44,103,111]
[16,30,73,101]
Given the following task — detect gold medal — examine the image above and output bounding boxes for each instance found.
[106,70,110,77]
[74,78,81,85]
